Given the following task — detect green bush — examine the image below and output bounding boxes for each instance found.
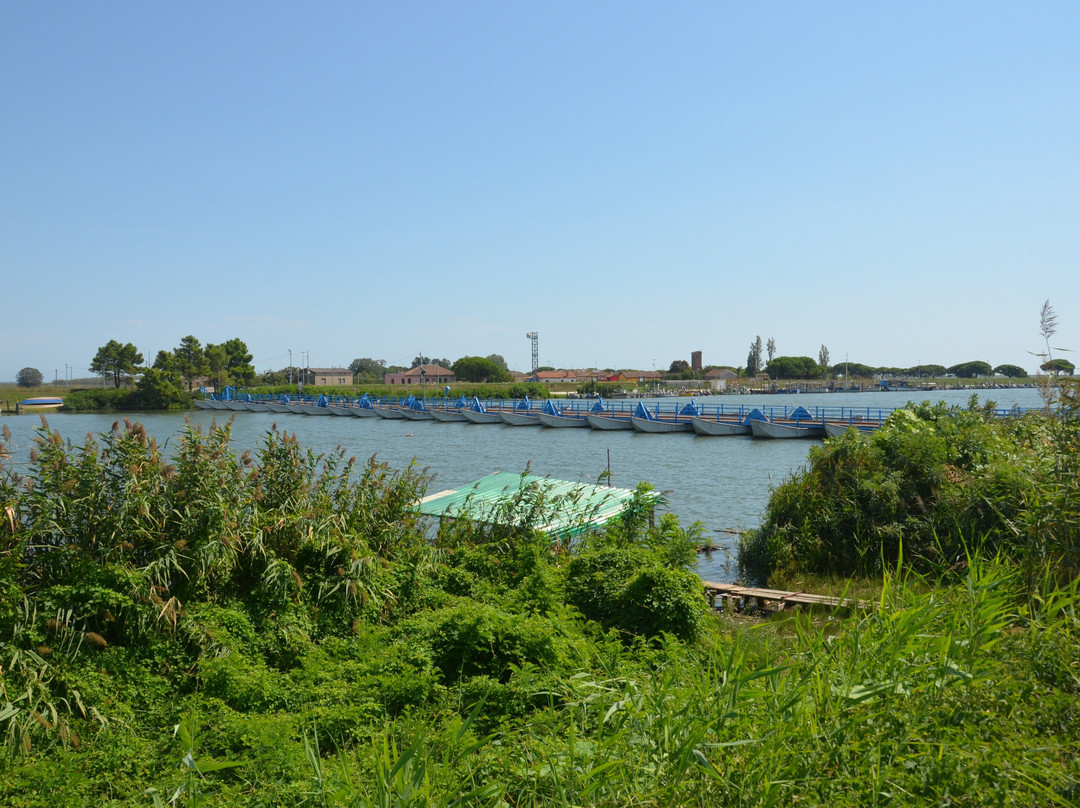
[60,386,191,411]
[739,400,1064,583]
[400,601,563,682]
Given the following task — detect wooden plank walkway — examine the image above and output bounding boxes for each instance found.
[703,581,871,613]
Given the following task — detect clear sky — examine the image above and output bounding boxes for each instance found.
[3,2,1078,381]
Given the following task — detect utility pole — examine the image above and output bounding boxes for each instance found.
[526,332,539,373]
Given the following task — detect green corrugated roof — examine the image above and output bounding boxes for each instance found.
[417,471,659,539]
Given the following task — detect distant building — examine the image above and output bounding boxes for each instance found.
[705,367,738,391]
[691,351,702,371]
[384,364,455,386]
[300,368,352,386]
[531,369,603,384]
[705,367,737,381]
[606,370,663,384]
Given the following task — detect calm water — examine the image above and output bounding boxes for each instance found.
[1,387,1046,582]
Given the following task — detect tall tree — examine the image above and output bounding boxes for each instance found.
[349,357,386,378]
[746,336,763,376]
[173,335,208,391]
[136,367,185,408]
[993,364,1028,378]
[90,340,144,388]
[451,356,511,383]
[411,355,453,370]
[766,337,776,363]
[818,345,831,378]
[221,338,255,385]
[204,343,229,390]
[16,367,43,388]
[946,361,993,379]
[765,356,820,380]
[1041,358,1075,376]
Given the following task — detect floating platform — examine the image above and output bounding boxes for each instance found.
[418,471,660,540]
[703,581,871,613]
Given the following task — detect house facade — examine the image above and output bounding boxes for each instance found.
[607,370,663,384]
[384,364,455,386]
[531,369,604,384]
[299,368,353,386]
[706,367,739,391]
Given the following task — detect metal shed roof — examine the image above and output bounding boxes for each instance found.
[417,471,658,539]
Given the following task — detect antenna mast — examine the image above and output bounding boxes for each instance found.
[526,332,539,373]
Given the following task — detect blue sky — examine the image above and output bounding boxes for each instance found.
[3,2,1078,380]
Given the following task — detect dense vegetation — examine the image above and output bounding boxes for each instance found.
[739,389,1080,587]
[59,386,193,413]
[1,410,1077,806]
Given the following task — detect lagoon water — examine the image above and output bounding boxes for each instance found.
[1,387,1047,582]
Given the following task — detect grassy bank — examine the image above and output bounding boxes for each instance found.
[0,417,1077,806]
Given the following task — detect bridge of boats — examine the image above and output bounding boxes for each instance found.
[196,390,1034,439]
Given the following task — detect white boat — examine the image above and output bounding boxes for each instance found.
[749,419,824,439]
[500,410,542,426]
[461,407,504,424]
[326,404,357,416]
[690,417,751,436]
[401,407,435,421]
[297,403,332,416]
[193,399,214,410]
[629,399,700,433]
[631,416,693,433]
[266,403,292,413]
[823,421,881,438]
[538,411,591,428]
[460,397,506,424]
[429,408,467,422]
[585,412,634,430]
[373,404,405,419]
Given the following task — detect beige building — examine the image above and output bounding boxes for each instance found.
[384,364,455,386]
[532,369,604,383]
[300,368,353,386]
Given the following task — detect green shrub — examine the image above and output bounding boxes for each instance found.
[739,401,1055,583]
[400,601,563,682]
[60,386,191,411]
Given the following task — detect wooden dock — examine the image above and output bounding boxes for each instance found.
[703,581,871,613]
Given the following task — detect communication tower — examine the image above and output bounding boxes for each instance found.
[525,332,539,373]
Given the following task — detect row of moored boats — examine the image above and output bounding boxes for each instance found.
[195,392,897,440]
